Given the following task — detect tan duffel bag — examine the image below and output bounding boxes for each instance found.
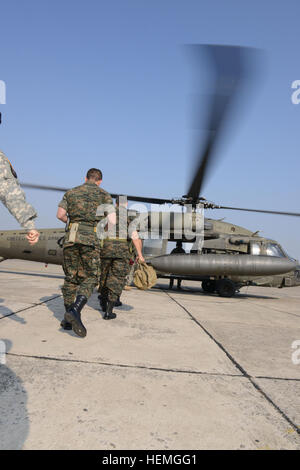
[134,261,157,290]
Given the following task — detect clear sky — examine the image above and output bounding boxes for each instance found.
[0,0,300,259]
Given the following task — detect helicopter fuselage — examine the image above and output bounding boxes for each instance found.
[0,216,299,297]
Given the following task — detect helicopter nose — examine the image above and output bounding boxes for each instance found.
[294,266,300,285]
[283,265,300,287]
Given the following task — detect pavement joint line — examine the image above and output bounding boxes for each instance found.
[2,280,300,435]
[6,351,245,378]
[244,301,300,319]
[164,290,300,436]
[255,375,300,382]
[0,295,62,320]
[6,351,300,384]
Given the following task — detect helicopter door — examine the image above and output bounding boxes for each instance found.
[250,242,261,256]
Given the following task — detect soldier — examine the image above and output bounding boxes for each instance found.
[56,168,114,337]
[0,150,39,245]
[169,241,186,289]
[98,198,144,320]
[111,217,139,306]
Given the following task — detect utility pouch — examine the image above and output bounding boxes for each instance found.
[67,223,79,243]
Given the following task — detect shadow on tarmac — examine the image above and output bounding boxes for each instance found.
[0,340,29,450]
[0,298,27,324]
[39,295,79,337]
[153,283,279,300]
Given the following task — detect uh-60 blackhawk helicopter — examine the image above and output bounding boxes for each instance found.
[0,45,299,297]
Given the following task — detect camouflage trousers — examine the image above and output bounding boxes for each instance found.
[99,258,130,302]
[62,244,100,306]
[125,261,137,286]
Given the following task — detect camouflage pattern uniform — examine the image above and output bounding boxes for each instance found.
[58,181,113,306]
[99,209,133,303]
[0,151,37,230]
[125,256,137,286]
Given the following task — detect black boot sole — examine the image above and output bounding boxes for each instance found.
[104,313,117,320]
[65,311,87,337]
[60,319,72,330]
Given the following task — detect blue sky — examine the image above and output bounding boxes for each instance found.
[0,0,300,259]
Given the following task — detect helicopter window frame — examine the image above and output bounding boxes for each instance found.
[266,243,285,258]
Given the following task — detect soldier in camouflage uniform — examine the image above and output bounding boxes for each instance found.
[0,150,39,245]
[57,168,114,337]
[98,199,144,320]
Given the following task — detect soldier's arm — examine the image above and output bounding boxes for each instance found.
[107,211,116,226]
[131,231,145,262]
[0,154,39,245]
[57,207,68,223]
[57,194,68,223]
[96,193,116,237]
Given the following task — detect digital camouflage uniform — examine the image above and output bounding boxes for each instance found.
[58,182,113,306]
[0,151,37,230]
[125,258,137,286]
[99,208,134,303]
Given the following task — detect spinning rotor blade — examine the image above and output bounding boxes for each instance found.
[117,195,173,204]
[216,205,300,217]
[21,182,172,205]
[186,45,250,201]
[21,183,69,192]
[21,183,300,216]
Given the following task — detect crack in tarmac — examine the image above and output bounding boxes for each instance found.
[6,351,244,378]
[165,290,300,435]
[6,351,300,384]
[0,295,62,320]
[244,300,300,319]
[3,292,300,383]
[2,288,300,436]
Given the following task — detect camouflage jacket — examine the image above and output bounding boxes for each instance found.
[0,150,37,230]
[101,209,136,259]
[59,181,113,247]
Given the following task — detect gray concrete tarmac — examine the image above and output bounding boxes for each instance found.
[0,259,299,449]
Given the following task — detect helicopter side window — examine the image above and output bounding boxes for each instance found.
[266,243,285,257]
[251,243,261,256]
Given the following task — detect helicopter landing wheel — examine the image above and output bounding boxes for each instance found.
[202,280,216,293]
[216,279,236,298]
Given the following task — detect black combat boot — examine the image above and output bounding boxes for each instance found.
[98,294,107,313]
[103,301,117,320]
[114,296,122,307]
[60,304,72,330]
[65,295,87,337]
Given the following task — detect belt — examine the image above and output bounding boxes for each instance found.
[69,222,97,233]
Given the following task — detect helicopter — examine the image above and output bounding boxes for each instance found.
[0,207,298,298]
[0,45,299,297]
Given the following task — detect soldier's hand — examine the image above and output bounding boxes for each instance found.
[137,254,145,263]
[26,229,40,245]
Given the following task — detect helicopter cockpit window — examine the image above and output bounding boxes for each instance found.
[266,243,285,257]
[251,243,261,256]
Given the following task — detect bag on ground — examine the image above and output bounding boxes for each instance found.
[134,262,157,290]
